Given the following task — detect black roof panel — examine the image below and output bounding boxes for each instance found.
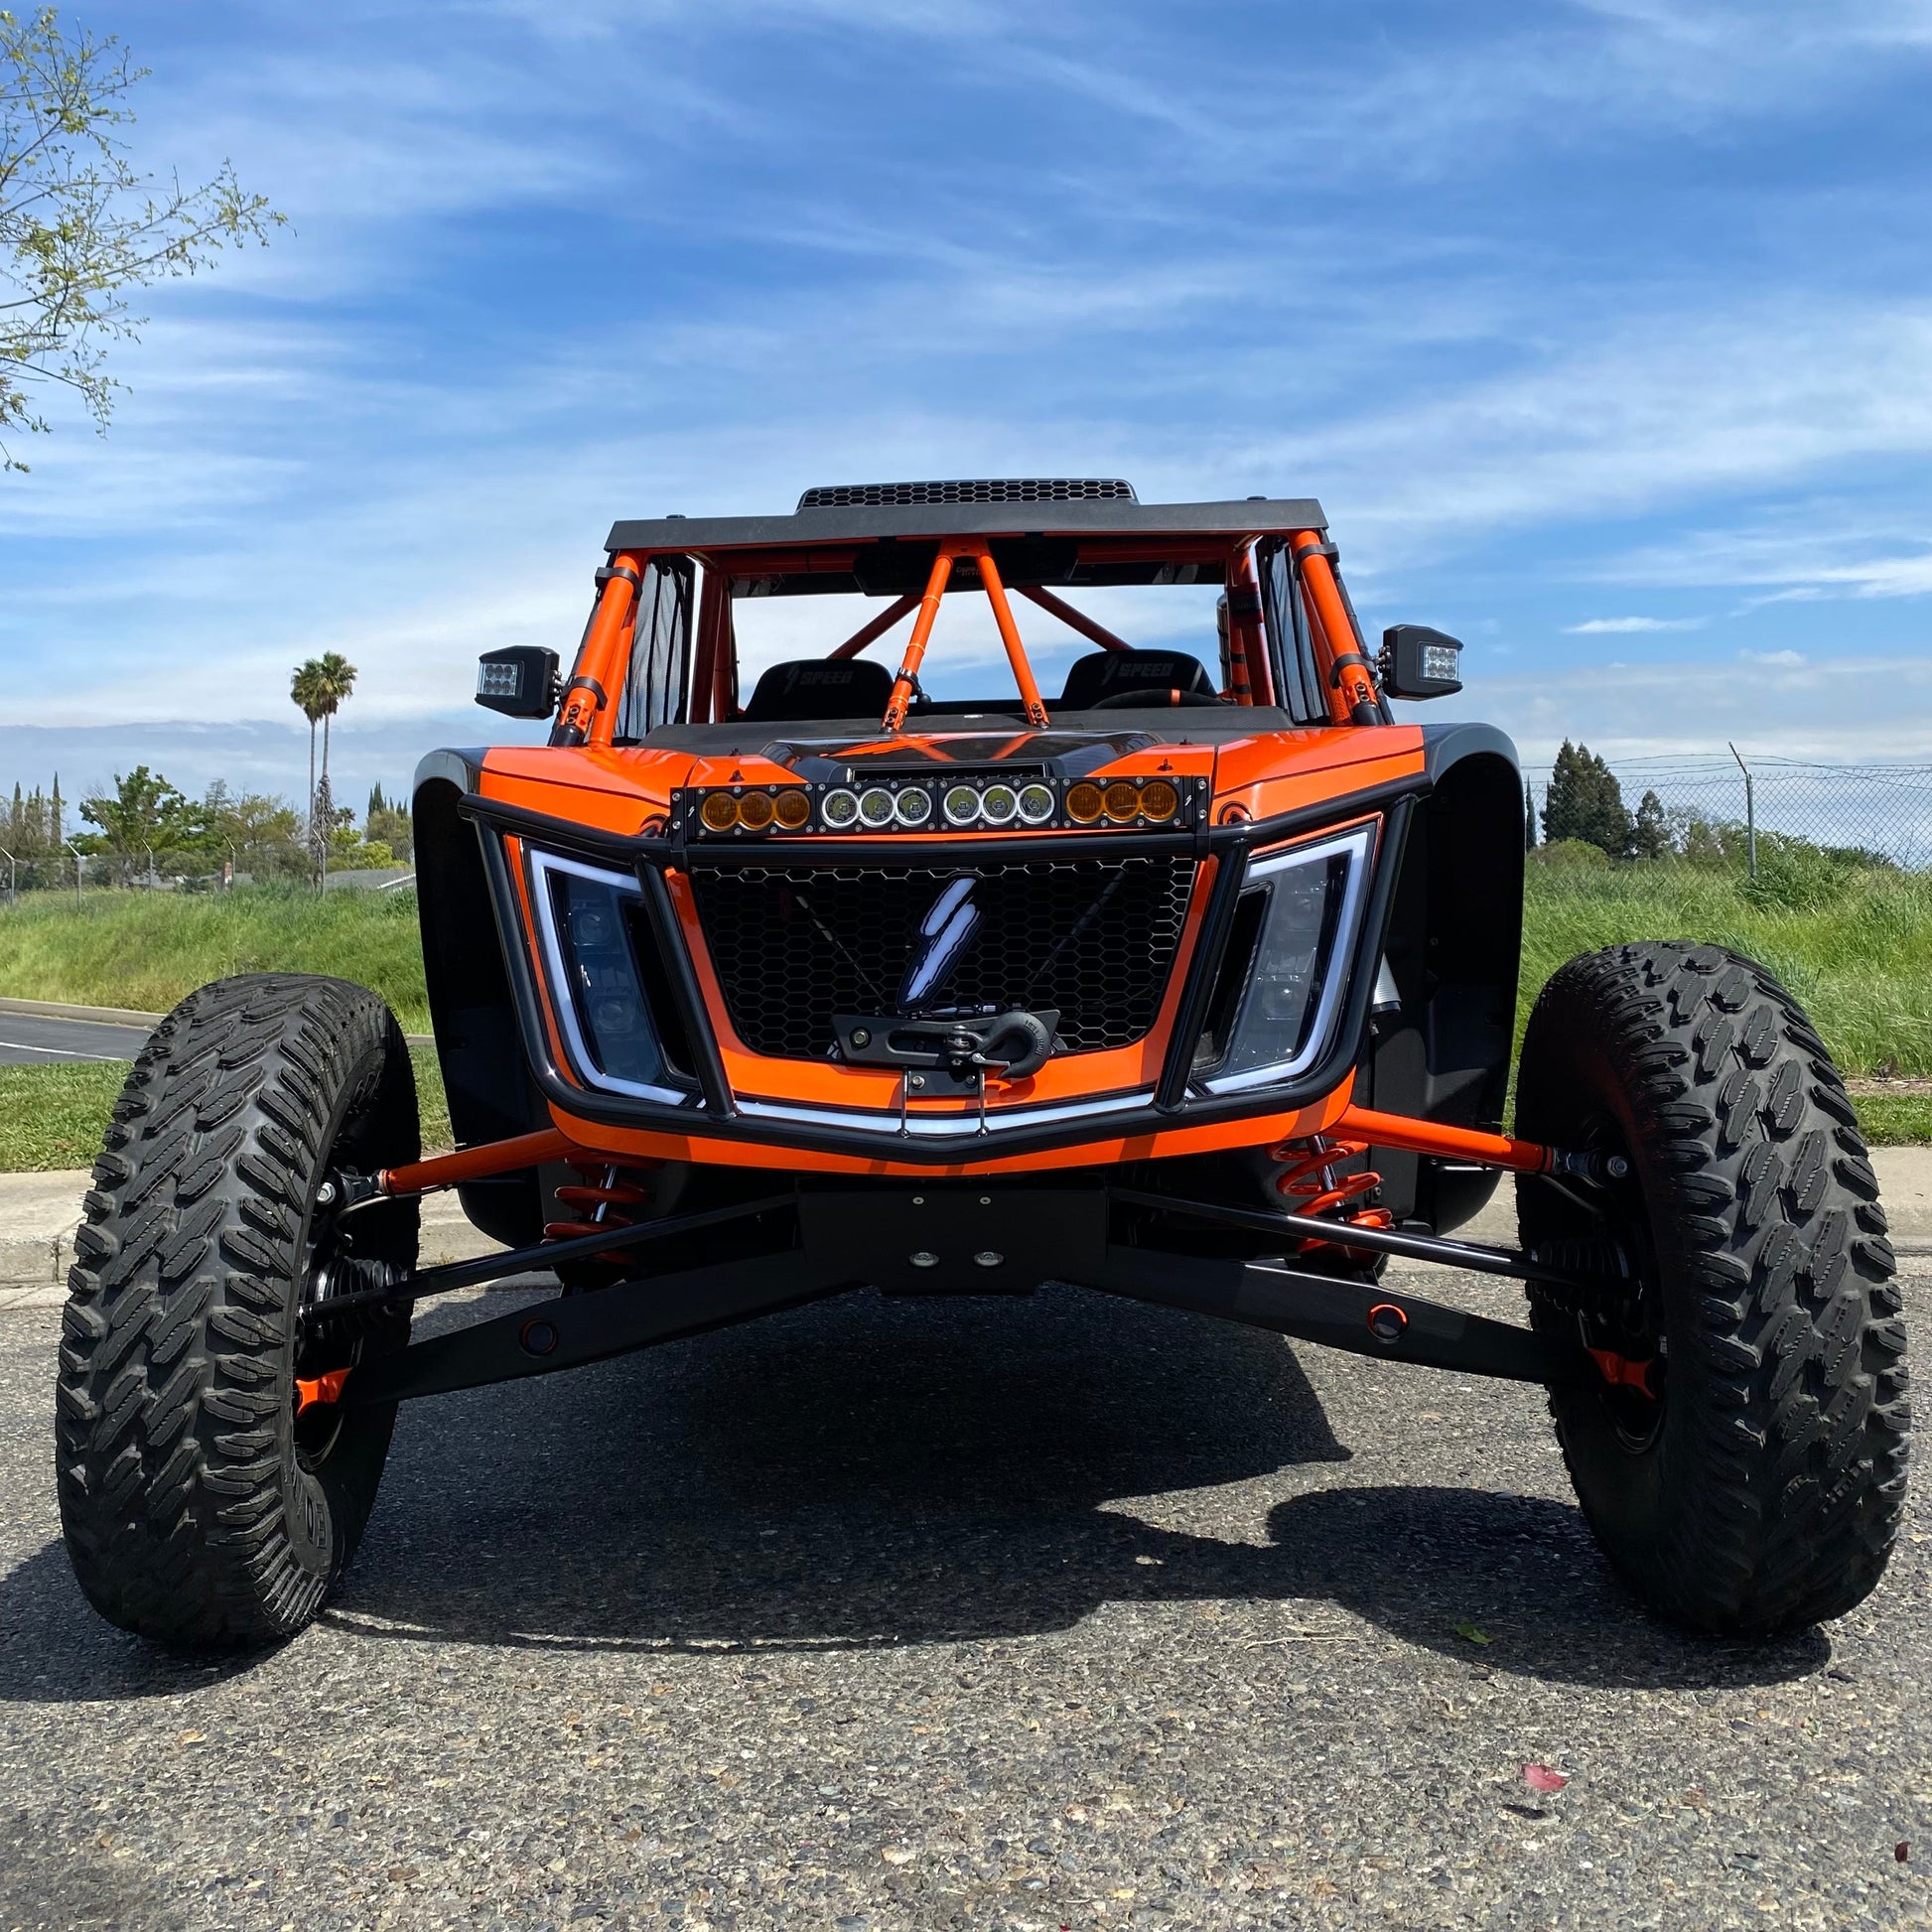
[605,494,1327,555]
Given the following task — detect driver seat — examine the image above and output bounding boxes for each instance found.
[1058,648,1215,709]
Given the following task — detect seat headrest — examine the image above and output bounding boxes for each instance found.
[1057,648,1215,710]
[742,657,894,723]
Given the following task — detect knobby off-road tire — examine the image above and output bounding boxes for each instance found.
[57,974,420,1649]
[1518,942,1908,1635]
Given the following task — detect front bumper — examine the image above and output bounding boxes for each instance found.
[464,771,1424,1168]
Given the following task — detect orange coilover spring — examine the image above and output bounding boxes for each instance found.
[546,1157,663,1262]
[1268,1135,1392,1254]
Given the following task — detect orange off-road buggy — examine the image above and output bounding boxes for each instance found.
[58,480,1908,1648]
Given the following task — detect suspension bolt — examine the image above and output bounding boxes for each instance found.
[314,1179,337,1207]
[1605,1155,1630,1179]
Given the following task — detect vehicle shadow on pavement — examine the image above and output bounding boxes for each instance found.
[0,1285,1827,1702]
[328,1284,1825,1693]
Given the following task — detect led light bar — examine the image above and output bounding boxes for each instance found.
[672,774,1204,837]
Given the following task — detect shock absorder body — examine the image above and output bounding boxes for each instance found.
[1268,1134,1391,1255]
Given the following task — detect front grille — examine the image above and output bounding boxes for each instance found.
[796,478,1138,508]
[689,854,1197,1060]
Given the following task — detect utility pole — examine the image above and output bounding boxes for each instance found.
[1728,742,1756,879]
[63,838,84,907]
[0,845,14,907]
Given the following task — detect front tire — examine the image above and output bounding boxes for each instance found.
[57,973,420,1649]
[1517,942,1908,1634]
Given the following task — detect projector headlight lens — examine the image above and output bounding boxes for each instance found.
[1017,782,1055,825]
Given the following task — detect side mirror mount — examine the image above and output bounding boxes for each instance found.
[1379,624,1462,700]
[477,646,560,719]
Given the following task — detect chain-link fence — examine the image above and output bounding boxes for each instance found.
[1526,756,1932,872]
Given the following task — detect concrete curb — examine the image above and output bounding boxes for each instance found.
[0,994,434,1048]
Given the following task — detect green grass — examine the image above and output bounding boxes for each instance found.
[2,864,1929,1170]
[0,1047,451,1173]
[0,884,430,1035]
[1519,859,1932,1077]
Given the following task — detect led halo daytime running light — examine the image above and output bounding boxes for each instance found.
[736,789,775,832]
[1064,781,1104,825]
[857,786,897,828]
[821,787,859,828]
[699,791,740,832]
[942,783,982,826]
[1017,782,1056,825]
[978,783,1019,826]
[894,785,934,827]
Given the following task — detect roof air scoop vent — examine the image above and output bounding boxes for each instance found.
[797,479,1139,509]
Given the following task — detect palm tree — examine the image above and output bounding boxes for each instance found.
[311,651,358,805]
[290,659,328,836]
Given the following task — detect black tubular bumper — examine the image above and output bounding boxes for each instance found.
[460,772,1425,1166]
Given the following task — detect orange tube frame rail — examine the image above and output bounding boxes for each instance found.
[831,592,920,660]
[883,541,1051,732]
[380,1128,577,1199]
[1290,529,1380,727]
[555,551,645,747]
[1016,584,1129,654]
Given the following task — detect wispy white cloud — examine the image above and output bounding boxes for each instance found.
[1564,616,1705,633]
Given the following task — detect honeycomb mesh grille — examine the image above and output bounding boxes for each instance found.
[690,855,1196,1060]
[796,479,1138,509]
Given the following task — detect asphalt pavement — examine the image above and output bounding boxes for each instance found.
[0,1011,152,1065]
[3,1251,1928,1932]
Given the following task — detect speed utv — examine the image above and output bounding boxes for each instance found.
[58,478,1907,1648]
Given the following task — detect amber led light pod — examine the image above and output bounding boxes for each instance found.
[737,790,776,831]
[1139,779,1179,822]
[699,792,740,832]
[774,789,811,829]
[1064,781,1104,824]
[1102,781,1141,823]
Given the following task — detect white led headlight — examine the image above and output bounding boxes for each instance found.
[1195,824,1376,1094]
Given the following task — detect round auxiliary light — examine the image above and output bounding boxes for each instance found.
[894,785,934,827]
[1139,779,1179,823]
[942,783,982,827]
[737,789,776,832]
[1064,781,1104,825]
[774,788,811,830]
[821,787,859,829]
[1102,780,1142,823]
[979,783,1019,826]
[858,786,897,828]
[1017,782,1055,826]
[699,791,740,833]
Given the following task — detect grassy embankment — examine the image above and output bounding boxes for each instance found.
[1,865,1928,1171]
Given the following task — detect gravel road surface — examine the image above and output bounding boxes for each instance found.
[0,1013,151,1066]
[3,1254,1927,1931]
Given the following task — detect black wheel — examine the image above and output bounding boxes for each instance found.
[57,973,420,1649]
[1517,942,1909,1634]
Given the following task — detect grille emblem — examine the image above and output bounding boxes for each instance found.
[897,876,980,1011]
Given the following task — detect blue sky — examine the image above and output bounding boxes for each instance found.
[4,0,1932,810]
